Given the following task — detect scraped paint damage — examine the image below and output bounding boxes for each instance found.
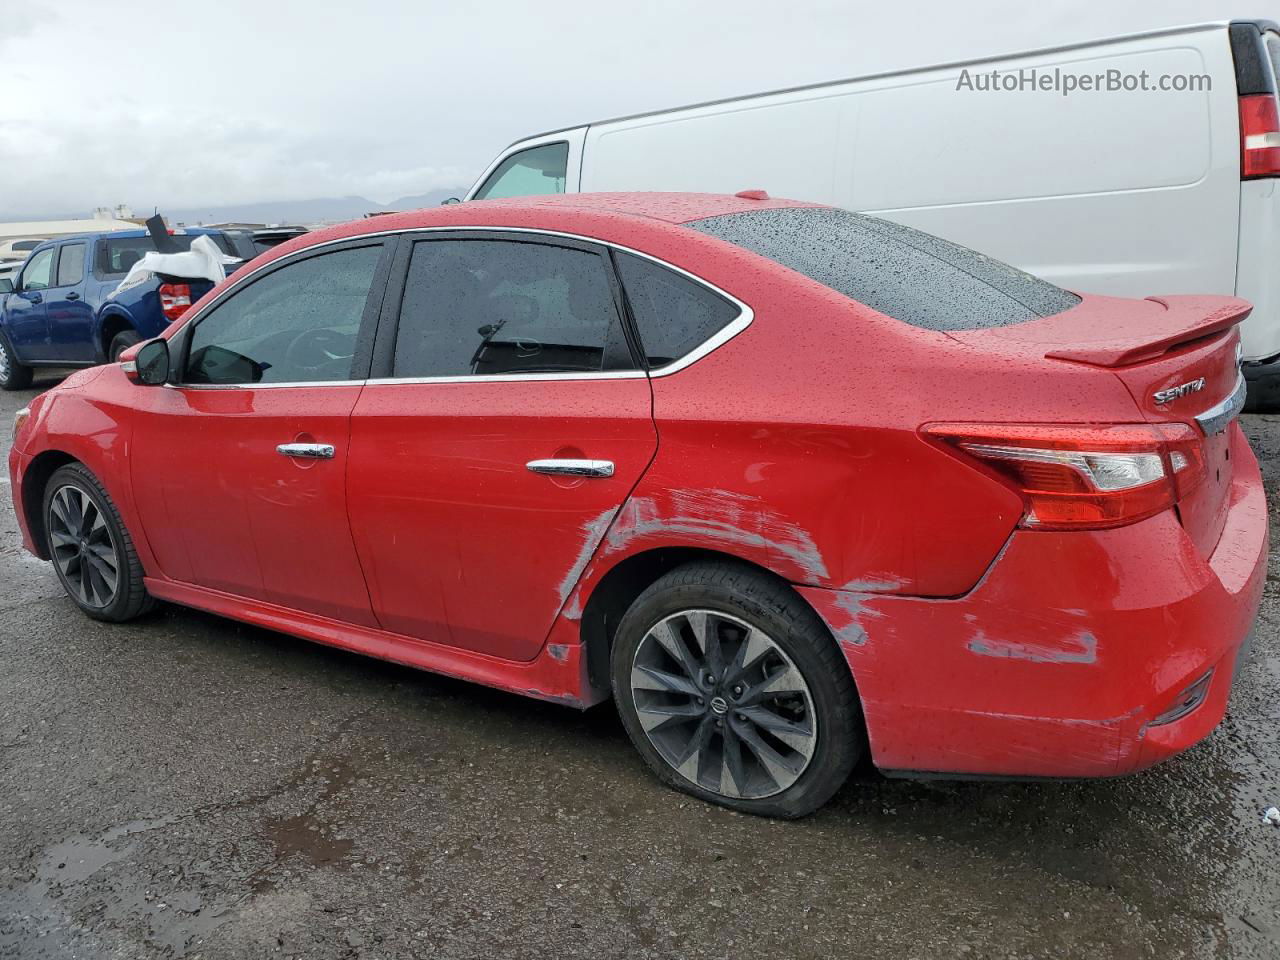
[967,630,1098,665]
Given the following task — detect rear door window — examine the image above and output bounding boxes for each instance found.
[56,244,85,287]
[473,142,569,200]
[391,238,634,377]
[688,207,1080,331]
[613,252,741,368]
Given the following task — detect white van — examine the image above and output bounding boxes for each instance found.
[466,19,1280,408]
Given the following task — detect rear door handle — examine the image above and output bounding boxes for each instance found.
[277,443,335,459]
[526,458,615,478]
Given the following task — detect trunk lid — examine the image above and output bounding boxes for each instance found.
[952,294,1250,557]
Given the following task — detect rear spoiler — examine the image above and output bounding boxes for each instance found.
[1044,296,1252,367]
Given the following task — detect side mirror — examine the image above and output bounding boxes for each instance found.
[126,339,171,385]
[0,278,12,294]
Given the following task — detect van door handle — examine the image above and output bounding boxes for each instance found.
[277,443,335,459]
[526,458,615,478]
[65,292,80,301]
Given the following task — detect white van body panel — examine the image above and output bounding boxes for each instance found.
[474,22,1279,362]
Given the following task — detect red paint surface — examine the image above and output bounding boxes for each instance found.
[7,193,1268,777]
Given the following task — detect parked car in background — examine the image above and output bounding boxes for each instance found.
[0,237,48,263]
[0,227,238,389]
[7,193,1265,817]
[468,19,1280,409]
[0,261,21,289]
[220,226,309,261]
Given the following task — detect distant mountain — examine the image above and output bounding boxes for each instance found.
[1,188,469,228]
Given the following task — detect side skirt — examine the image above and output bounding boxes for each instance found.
[143,577,595,708]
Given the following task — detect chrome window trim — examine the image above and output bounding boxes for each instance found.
[168,225,753,388]
[1195,373,1247,436]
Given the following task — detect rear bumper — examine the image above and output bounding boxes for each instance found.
[800,422,1268,779]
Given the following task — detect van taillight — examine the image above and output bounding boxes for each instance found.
[158,283,192,321]
[925,422,1205,530]
[1239,93,1280,178]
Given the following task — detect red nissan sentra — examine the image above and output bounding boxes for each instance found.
[6,193,1267,817]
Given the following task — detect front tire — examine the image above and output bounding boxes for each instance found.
[0,331,33,390]
[43,463,155,622]
[611,561,862,818]
[108,329,141,362]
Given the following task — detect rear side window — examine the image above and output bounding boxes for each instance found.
[473,142,569,200]
[56,244,85,287]
[393,239,633,378]
[688,207,1080,331]
[613,252,740,368]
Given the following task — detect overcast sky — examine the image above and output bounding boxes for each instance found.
[1,0,1275,218]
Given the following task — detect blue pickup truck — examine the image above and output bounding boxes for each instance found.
[0,227,238,390]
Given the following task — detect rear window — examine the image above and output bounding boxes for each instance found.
[98,233,235,275]
[687,207,1080,331]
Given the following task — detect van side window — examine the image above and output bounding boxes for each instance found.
[56,244,85,287]
[392,238,634,378]
[473,142,569,200]
[613,253,740,369]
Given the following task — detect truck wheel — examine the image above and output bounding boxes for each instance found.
[0,331,33,390]
[611,560,863,818]
[108,330,141,363]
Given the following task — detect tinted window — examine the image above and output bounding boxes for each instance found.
[688,207,1080,331]
[14,240,42,252]
[56,244,85,287]
[393,239,633,378]
[100,233,235,275]
[184,244,382,385]
[21,248,55,291]
[614,253,740,368]
[473,142,569,200]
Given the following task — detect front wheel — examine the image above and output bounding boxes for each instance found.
[611,561,863,818]
[43,463,156,622]
[0,331,33,390]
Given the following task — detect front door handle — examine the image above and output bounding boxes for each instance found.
[526,458,615,478]
[65,292,80,301]
[277,443,335,459]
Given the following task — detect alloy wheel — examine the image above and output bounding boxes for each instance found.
[630,608,818,799]
[48,484,120,609]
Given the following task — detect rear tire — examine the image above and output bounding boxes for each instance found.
[611,560,862,818]
[108,329,141,363]
[0,331,33,390]
[43,463,156,622]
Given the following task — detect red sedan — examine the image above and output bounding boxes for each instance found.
[7,193,1266,817]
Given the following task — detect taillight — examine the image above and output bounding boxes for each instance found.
[1239,93,1280,178]
[924,423,1206,531]
[157,282,192,321]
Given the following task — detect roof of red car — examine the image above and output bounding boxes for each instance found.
[265,192,821,266]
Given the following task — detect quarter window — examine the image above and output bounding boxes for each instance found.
[613,253,740,369]
[21,248,54,291]
[392,239,634,378]
[56,244,85,287]
[184,244,383,385]
[473,142,569,200]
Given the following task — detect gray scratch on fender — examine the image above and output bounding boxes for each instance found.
[968,631,1098,665]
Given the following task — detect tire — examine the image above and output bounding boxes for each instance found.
[0,330,33,391]
[108,329,141,363]
[42,463,156,622]
[611,560,862,818]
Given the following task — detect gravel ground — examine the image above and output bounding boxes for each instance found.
[0,372,1277,960]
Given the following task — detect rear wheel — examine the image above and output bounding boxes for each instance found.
[43,463,155,622]
[0,331,33,390]
[108,329,141,362]
[611,561,862,818]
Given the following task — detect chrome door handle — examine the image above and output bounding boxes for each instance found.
[526,458,615,478]
[277,443,335,459]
